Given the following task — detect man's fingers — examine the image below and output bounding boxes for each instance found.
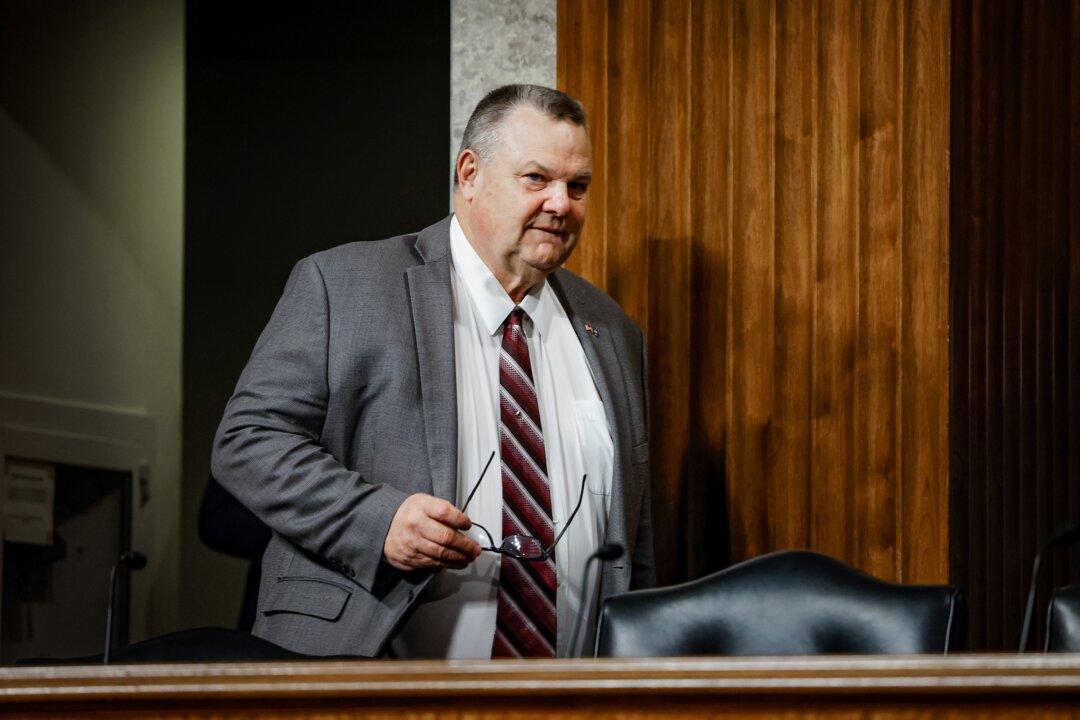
[389,536,472,570]
[419,515,481,559]
[413,537,473,569]
[423,496,472,530]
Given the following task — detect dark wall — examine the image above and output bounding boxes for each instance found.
[181,3,450,626]
[950,0,1080,651]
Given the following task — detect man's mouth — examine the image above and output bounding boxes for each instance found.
[529,226,568,238]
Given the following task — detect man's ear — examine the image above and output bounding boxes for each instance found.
[456,149,481,199]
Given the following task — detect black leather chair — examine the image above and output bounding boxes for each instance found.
[199,476,271,631]
[1045,584,1080,652]
[595,550,965,657]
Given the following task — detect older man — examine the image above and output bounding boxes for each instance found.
[212,84,653,659]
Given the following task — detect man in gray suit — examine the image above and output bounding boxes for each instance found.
[212,84,653,658]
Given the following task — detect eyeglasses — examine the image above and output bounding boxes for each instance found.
[461,450,587,561]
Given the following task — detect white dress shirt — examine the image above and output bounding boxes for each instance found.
[391,215,614,658]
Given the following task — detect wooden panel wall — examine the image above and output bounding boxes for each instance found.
[950,0,1080,650]
[558,0,950,586]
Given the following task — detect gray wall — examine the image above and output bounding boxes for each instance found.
[450,0,556,198]
[0,1,184,636]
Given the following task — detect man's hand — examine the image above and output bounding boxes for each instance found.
[383,493,482,571]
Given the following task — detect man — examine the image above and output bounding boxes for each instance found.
[212,84,653,659]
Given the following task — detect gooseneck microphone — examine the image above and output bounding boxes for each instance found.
[1019,522,1080,651]
[566,543,624,658]
[104,550,147,664]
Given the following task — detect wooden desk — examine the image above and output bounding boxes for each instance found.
[1,654,1078,718]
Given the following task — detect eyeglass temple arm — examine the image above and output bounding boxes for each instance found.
[469,521,497,549]
[544,474,588,556]
[461,450,496,513]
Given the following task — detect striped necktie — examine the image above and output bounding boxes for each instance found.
[492,307,557,658]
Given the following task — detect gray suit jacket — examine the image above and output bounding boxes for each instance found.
[211,216,654,657]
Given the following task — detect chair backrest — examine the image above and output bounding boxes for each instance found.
[595,550,965,657]
[1045,584,1080,652]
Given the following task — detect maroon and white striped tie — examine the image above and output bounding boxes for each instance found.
[492,307,558,658]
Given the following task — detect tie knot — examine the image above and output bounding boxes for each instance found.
[507,307,527,333]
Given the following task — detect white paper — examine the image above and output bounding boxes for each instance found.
[3,459,55,545]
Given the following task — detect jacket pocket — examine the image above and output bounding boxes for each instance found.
[263,576,352,621]
[631,441,649,465]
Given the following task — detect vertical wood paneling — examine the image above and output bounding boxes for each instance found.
[812,0,860,563]
[950,0,1080,649]
[900,0,950,583]
[975,0,991,636]
[1016,0,1039,609]
[771,0,815,551]
[595,0,650,325]
[973,0,992,632]
[1071,1,1080,596]
[997,0,1024,650]
[687,0,733,577]
[855,0,901,578]
[954,0,985,642]
[1044,0,1072,613]
[982,0,1005,648]
[947,0,973,645]
[728,0,776,560]
[1033,0,1054,616]
[646,0,693,582]
[559,0,951,587]
[557,0,607,286]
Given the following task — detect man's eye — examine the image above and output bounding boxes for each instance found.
[525,173,545,183]
[567,183,588,200]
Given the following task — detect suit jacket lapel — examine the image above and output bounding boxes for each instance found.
[405,217,458,503]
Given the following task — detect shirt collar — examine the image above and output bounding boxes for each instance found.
[449,214,556,338]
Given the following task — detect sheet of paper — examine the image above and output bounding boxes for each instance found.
[3,459,55,545]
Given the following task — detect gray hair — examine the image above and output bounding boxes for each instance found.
[453,84,587,187]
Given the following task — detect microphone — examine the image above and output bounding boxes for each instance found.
[104,551,147,664]
[566,543,623,658]
[1019,523,1080,651]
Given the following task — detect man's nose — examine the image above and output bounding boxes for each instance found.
[543,183,571,216]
